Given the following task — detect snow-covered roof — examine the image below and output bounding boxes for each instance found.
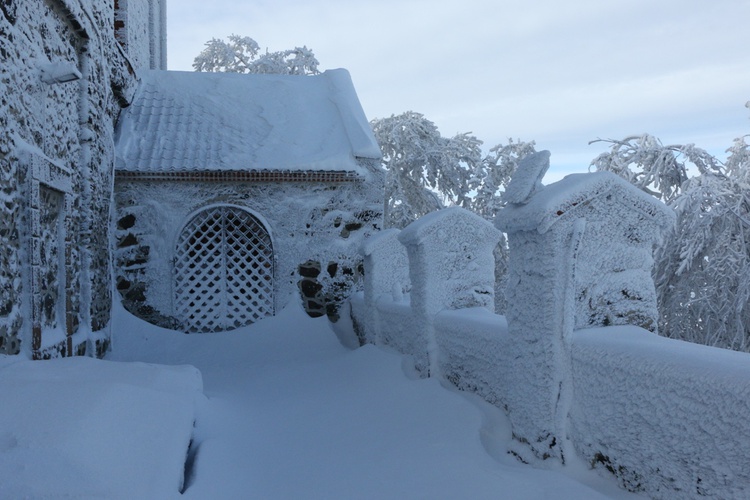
[496,171,676,233]
[115,69,381,175]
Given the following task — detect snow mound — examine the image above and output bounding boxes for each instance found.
[0,356,203,499]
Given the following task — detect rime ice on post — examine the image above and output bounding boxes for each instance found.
[399,207,501,374]
[360,228,410,343]
[497,154,675,460]
[362,228,410,305]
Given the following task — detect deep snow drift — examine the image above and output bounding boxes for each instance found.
[1,302,643,498]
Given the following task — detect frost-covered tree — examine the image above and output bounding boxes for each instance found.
[193,34,319,75]
[369,112,483,229]
[370,111,536,313]
[593,129,750,352]
[590,134,723,204]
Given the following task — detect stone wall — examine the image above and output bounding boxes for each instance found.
[351,193,750,499]
[114,0,167,71]
[113,174,383,330]
[0,0,135,357]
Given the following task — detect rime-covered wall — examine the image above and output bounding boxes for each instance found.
[114,0,167,70]
[113,171,383,330]
[0,0,135,357]
[570,327,750,499]
[351,201,750,499]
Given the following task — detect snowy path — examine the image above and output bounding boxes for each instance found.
[109,303,640,499]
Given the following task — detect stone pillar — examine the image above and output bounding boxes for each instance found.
[360,228,409,344]
[496,153,674,462]
[398,207,501,375]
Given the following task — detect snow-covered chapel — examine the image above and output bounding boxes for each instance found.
[113,69,383,332]
[1,0,383,356]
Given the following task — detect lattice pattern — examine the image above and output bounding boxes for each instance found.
[174,207,274,332]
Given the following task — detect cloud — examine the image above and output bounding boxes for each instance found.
[166,0,750,178]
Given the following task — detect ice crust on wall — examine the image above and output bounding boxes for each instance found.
[350,167,750,498]
[571,326,750,498]
[362,228,410,304]
[398,207,501,316]
[114,177,383,327]
[0,0,137,356]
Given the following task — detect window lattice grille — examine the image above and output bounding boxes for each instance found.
[174,207,274,332]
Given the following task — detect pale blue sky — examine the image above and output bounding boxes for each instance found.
[166,0,750,181]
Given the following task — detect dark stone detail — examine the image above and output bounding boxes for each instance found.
[117,213,136,230]
[344,221,362,232]
[325,303,339,323]
[297,258,364,323]
[299,279,323,298]
[118,232,138,247]
[124,282,146,303]
[125,246,149,267]
[327,262,338,278]
[298,260,321,278]
[116,277,131,290]
[1,0,17,24]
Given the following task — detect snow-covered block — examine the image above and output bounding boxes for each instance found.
[362,228,409,305]
[434,308,511,408]
[501,150,550,205]
[496,170,674,460]
[0,356,203,499]
[570,326,750,498]
[399,207,501,317]
[497,171,674,332]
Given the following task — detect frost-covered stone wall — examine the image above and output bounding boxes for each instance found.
[114,173,382,330]
[114,0,167,70]
[351,166,750,498]
[351,207,501,374]
[0,0,136,357]
[570,327,750,499]
[496,167,675,461]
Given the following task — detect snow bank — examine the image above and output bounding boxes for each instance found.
[0,355,203,499]
[570,326,750,499]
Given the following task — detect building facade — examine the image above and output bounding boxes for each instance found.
[0,0,164,358]
[113,69,384,332]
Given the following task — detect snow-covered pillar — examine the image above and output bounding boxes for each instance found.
[360,228,410,344]
[398,207,501,376]
[495,150,572,461]
[496,151,675,462]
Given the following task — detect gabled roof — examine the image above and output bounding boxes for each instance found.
[114,69,381,176]
[496,171,676,234]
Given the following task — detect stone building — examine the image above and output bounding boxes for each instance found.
[113,69,383,332]
[0,0,165,358]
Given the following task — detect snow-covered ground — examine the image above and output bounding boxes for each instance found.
[1,302,644,499]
